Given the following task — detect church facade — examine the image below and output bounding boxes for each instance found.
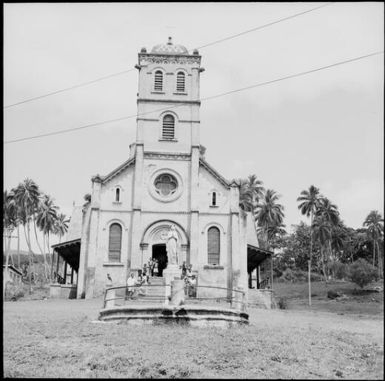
[53,38,271,301]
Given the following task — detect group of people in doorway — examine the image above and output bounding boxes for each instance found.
[105,258,197,299]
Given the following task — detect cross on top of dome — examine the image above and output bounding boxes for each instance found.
[150,37,189,55]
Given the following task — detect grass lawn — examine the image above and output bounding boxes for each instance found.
[3,281,383,379]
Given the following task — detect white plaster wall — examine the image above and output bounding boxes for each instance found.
[138,60,199,101]
[93,211,132,296]
[198,166,230,213]
[140,158,191,212]
[99,166,134,211]
[138,103,199,154]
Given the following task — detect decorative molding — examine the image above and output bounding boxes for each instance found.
[103,262,124,267]
[144,152,191,161]
[137,118,159,122]
[102,157,135,184]
[137,98,201,105]
[199,158,230,189]
[148,168,183,203]
[100,209,133,214]
[203,265,224,270]
[179,120,200,123]
[158,138,178,143]
[141,210,191,215]
[139,54,201,65]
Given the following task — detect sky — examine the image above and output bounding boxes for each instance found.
[3,2,384,252]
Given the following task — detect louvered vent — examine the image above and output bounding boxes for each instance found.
[108,223,122,262]
[176,72,185,92]
[208,227,220,265]
[154,70,163,91]
[162,115,175,139]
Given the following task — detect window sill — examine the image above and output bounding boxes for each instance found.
[103,262,124,267]
[159,139,178,142]
[203,265,224,270]
[173,92,188,95]
[151,91,165,94]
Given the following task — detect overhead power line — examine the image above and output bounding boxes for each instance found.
[4,50,383,145]
[4,68,136,109]
[194,2,333,50]
[4,2,332,109]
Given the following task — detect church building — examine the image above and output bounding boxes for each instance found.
[51,38,272,302]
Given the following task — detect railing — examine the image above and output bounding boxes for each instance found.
[259,278,270,289]
[185,285,247,312]
[53,272,65,284]
[103,283,247,312]
[103,284,167,309]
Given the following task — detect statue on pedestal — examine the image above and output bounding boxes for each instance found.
[166,224,179,265]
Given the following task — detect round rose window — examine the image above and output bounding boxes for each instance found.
[154,174,178,196]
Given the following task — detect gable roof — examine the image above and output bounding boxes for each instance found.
[199,158,231,189]
[101,157,135,184]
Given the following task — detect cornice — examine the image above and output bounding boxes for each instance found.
[139,54,201,65]
[102,157,136,184]
[199,158,231,189]
[137,98,201,105]
[144,152,191,161]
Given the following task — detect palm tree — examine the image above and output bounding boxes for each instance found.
[14,178,40,291]
[265,221,287,250]
[363,210,384,276]
[3,190,18,298]
[54,213,69,243]
[238,175,265,212]
[315,197,340,281]
[312,216,332,283]
[36,194,58,281]
[255,189,285,250]
[297,185,322,306]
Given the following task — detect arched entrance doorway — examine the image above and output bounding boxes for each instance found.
[141,220,189,276]
[152,243,167,276]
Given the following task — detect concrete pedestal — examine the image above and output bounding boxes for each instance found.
[163,264,181,303]
[170,279,185,306]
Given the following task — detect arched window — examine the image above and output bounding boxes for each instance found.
[211,192,217,206]
[207,227,220,265]
[154,70,163,91]
[108,223,122,262]
[176,71,185,92]
[115,188,120,202]
[162,115,175,139]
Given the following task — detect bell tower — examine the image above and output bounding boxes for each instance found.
[134,37,204,155]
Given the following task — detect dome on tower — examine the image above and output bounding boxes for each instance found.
[151,37,188,55]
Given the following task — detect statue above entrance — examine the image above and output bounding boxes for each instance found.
[165,224,179,265]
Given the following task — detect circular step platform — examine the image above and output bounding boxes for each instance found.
[99,304,249,327]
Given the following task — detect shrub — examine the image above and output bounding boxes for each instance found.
[5,283,25,301]
[279,268,296,282]
[328,261,348,280]
[348,259,378,288]
[310,272,323,282]
[277,297,288,309]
